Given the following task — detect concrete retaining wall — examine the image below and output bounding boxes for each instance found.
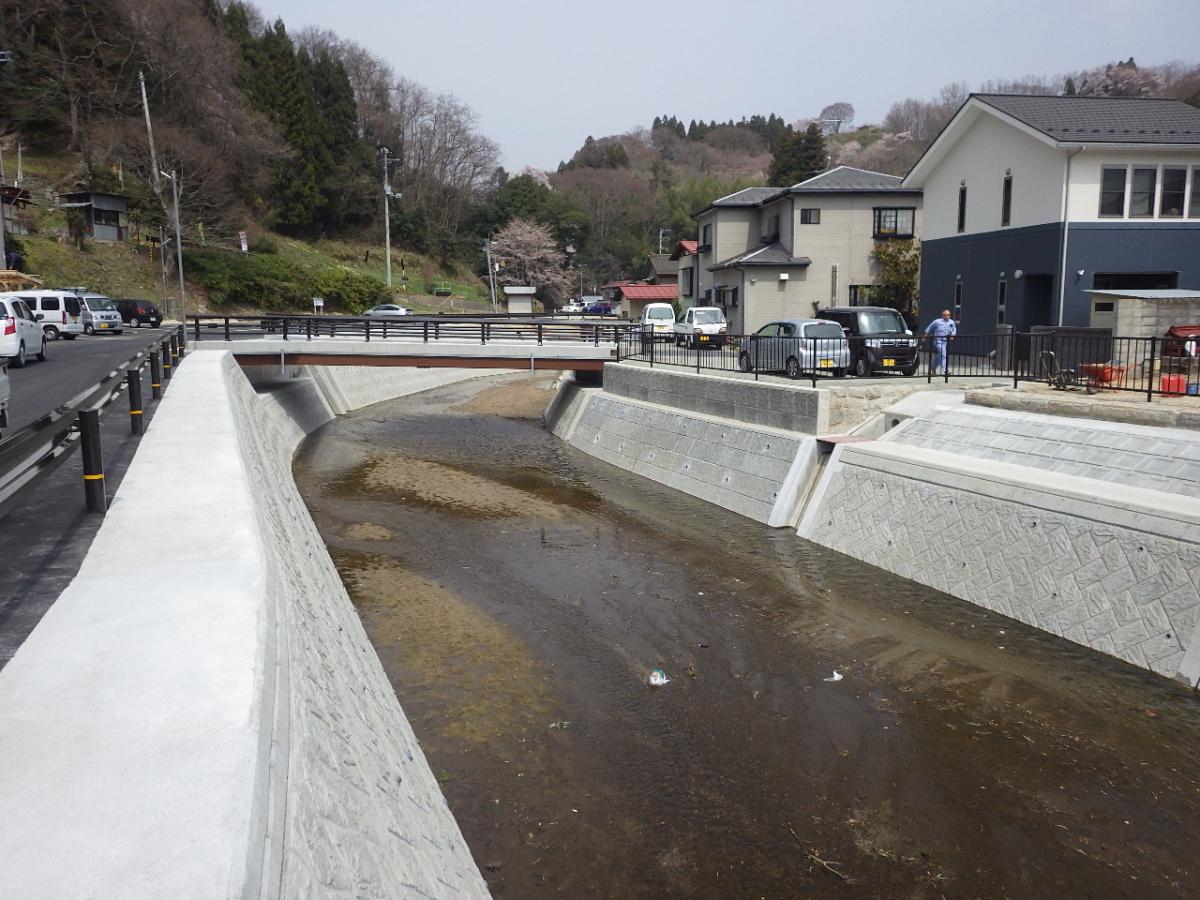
[550,381,817,526]
[799,409,1200,686]
[0,351,491,898]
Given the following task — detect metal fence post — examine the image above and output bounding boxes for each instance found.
[127,368,144,435]
[537,322,543,346]
[224,317,231,342]
[649,332,655,368]
[365,318,371,342]
[150,350,163,399]
[1147,336,1157,402]
[696,337,701,374]
[1012,331,1019,389]
[79,409,106,514]
[481,322,486,345]
[811,338,817,389]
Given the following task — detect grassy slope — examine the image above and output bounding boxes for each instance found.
[8,150,491,314]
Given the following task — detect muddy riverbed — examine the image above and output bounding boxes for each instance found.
[294,373,1200,898]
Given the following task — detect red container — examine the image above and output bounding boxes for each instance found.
[1161,374,1188,395]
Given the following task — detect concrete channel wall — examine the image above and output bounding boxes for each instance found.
[799,405,1200,686]
[0,351,492,899]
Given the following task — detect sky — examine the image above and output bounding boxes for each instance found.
[254,0,1200,172]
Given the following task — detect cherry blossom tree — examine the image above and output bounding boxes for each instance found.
[491,218,574,305]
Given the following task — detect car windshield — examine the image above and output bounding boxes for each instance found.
[805,322,845,339]
[692,309,725,324]
[647,307,673,319]
[87,296,117,311]
[858,310,906,334]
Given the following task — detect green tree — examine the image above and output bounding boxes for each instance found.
[870,239,921,322]
[768,123,826,185]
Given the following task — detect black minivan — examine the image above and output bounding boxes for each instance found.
[113,299,162,328]
[815,306,919,376]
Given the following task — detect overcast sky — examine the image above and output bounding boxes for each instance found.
[254,0,1200,171]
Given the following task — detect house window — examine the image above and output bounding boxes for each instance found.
[800,208,820,225]
[681,266,694,297]
[873,207,915,238]
[701,223,712,249]
[957,185,967,233]
[996,279,1007,325]
[1160,167,1187,217]
[93,208,121,227]
[1099,167,1127,217]
[1001,175,1012,227]
[953,280,963,321]
[729,287,739,308]
[1130,167,1157,218]
[1191,166,1200,218]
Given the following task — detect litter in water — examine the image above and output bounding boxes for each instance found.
[648,668,671,687]
[824,671,844,683]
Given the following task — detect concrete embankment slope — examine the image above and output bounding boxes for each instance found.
[800,403,1200,685]
[0,351,491,899]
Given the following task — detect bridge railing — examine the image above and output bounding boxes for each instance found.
[188,314,637,347]
[0,327,187,520]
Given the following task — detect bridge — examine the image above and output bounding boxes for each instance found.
[188,313,628,372]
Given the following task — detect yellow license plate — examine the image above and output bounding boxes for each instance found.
[882,358,895,367]
[99,323,109,329]
[699,335,709,342]
[819,359,833,368]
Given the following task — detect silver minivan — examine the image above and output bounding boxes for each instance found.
[0,290,84,340]
[71,291,124,335]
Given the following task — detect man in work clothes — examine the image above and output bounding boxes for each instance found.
[925,309,957,375]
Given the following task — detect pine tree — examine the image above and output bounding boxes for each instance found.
[768,124,826,185]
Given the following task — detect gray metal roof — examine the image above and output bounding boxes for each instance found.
[710,187,781,207]
[976,94,1200,144]
[1088,289,1200,300]
[647,253,675,277]
[787,166,916,192]
[708,242,811,271]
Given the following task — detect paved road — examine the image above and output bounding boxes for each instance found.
[4,326,174,431]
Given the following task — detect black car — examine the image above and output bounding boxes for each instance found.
[815,306,919,376]
[112,299,162,328]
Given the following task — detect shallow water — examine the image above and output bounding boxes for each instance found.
[294,373,1200,898]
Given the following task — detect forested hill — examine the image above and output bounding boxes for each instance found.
[1,3,1199,304]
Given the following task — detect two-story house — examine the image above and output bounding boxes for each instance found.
[691,169,923,333]
[903,94,1200,334]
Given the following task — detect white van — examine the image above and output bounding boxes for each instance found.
[0,290,84,340]
[639,302,676,340]
[68,290,124,335]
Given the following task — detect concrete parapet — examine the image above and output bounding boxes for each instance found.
[0,349,490,898]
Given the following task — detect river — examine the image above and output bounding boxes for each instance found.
[293,372,1200,898]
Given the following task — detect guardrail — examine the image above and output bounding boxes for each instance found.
[617,328,1200,400]
[188,313,634,347]
[0,326,187,519]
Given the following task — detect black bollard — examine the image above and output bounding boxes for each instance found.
[79,409,106,514]
[161,342,172,381]
[127,368,144,435]
[150,351,163,399]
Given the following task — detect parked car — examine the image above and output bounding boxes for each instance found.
[815,306,919,376]
[583,300,613,315]
[0,290,83,340]
[0,296,49,367]
[737,319,849,379]
[639,302,676,341]
[113,299,162,328]
[363,303,412,317]
[65,291,124,335]
[674,306,728,348]
[560,301,585,314]
[0,360,9,433]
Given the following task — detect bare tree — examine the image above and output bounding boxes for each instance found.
[818,102,855,133]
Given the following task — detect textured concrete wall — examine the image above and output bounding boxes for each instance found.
[799,427,1200,685]
[603,362,828,434]
[551,384,816,526]
[0,349,490,898]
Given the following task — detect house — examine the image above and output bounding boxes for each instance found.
[643,253,678,287]
[1,185,33,235]
[692,169,923,333]
[58,191,130,242]
[903,94,1200,335]
[671,239,698,308]
[614,283,677,320]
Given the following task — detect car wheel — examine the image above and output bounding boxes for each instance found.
[84,323,94,335]
[902,364,918,377]
[131,317,140,328]
[11,341,26,368]
[785,356,800,380]
[36,338,47,362]
[45,325,61,341]
[833,367,848,378]
[738,351,753,373]
[854,355,869,377]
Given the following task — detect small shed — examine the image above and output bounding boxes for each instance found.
[1,185,33,235]
[502,285,536,315]
[1088,289,1200,339]
[59,191,130,242]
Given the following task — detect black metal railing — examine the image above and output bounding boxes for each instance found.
[0,326,186,519]
[616,327,1200,400]
[188,313,636,347]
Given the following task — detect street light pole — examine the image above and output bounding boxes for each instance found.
[381,147,392,289]
[161,170,186,331]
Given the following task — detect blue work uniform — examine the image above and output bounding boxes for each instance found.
[925,317,957,373]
